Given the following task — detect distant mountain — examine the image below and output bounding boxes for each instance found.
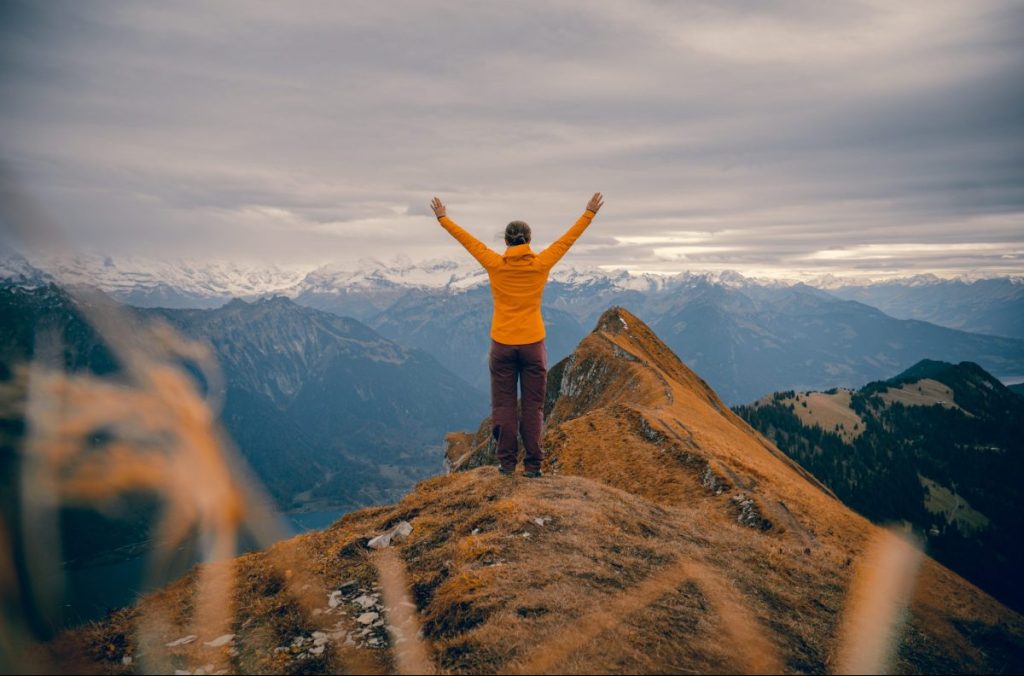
[34,253,308,308]
[639,280,1024,404]
[301,265,1024,402]
[827,276,1024,340]
[1010,382,1024,397]
[366,285,587,390]
[295,260,672,390]
[145,296,487,509]
[18,252,1022,333]
[0,247,54,289]
[734,359,1024,611]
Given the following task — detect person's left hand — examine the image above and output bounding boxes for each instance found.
[430,196,446,219]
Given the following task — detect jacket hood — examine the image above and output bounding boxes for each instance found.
[503,244,535,261]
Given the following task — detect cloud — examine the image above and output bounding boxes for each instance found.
[803,242,1024,261]
[1,0,1022,278]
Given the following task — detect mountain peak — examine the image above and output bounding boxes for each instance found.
[593,305,633,335]
[221,294,301,313]
[885,358,1008,394]
[451,305,832,511]
[0,246,52,288]
[889,358,1003,382]
[876,358,1014,415]
[255,294,297,307]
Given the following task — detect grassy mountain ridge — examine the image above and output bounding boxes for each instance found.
[50,308,1024,674]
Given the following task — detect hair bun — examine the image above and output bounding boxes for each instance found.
[505,220,531,246]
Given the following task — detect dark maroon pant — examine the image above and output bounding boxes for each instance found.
[489,338,547,472]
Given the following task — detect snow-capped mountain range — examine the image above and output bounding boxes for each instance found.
[804,272,1024,289]
[5,251,859,300]
[3,249,1020,298]
[38,252,308,299]
[5,247,1024,405]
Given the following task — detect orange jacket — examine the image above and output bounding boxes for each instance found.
[438,209,596,345]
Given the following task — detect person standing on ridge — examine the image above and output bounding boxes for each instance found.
[430,192,604,478]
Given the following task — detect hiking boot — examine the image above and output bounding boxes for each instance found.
[498,466,515,476]
[522,469,543,478]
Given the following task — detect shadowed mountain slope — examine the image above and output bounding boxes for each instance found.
[146,296,486,509]
[52,308,1024,675]
[828,277,1024,340]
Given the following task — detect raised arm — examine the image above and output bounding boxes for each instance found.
[431,196,501,270]
[536,192,604,269]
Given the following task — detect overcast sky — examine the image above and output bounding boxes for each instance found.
[1,1,1022,279]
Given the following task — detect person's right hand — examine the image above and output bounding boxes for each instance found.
[586,192,604,214]
[430,196,446,219]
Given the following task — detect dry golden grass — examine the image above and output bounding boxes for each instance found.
[47,463,1024,674]
[761,377,967,445]
[785,390,865,442]
[879,378,965,412]
[57,459,1020,673]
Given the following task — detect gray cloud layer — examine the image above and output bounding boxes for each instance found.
[1,0,1022,279]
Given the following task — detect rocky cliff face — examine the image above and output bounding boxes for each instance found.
[47,308,1024,675]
